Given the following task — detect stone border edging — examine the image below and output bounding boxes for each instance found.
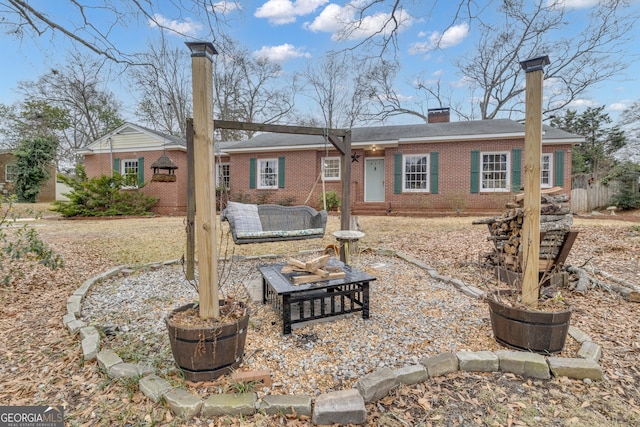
[63,250,604,425]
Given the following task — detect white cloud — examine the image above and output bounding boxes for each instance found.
[451,75,474,88]
[253,43,312,63]
[409,22,469,54]
[568,98,598,108]
[211,1,242,14]
[394,93,414,102]
[148,14,202,36]
[304,3,414,41]
[609,101,631,111]
[547,0,600,10]
[255,0,328,25]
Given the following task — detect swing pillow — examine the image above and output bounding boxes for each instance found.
[224,201,263,233]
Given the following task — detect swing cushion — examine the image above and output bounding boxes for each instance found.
[224,201,263,233]
[222,203,327,244]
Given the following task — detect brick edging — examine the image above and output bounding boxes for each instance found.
[63,251,604,424]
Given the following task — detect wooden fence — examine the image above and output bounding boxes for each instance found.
[571,175,621,213]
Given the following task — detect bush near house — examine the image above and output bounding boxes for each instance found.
[319,191,341,211]
[51,165,158,217]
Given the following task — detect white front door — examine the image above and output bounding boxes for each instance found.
[365,158,385,202]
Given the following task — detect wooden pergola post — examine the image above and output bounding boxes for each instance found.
[520,55,550,307]
[187,42,219,319]
[185,118,195,280]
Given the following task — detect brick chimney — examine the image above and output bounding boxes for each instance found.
[428,107,450,123]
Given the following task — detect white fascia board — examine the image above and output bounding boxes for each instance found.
[82,145,186,155]
[398,132,525,143]
[352,140,399,148]
[224,140,401,153]
[541,138,583,145]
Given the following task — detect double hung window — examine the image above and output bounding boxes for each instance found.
[403,154,429,192]
[258,159,278,189]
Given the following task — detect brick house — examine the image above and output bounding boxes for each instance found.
[81,124,192,215]
[81,118,582,216]
[223,117,582,215]
[0,149,56,202]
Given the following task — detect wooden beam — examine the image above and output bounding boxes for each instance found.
[214,120,347,154]
[327,134,346,155]
[520,56,549,307]
[339,131,352,263]
[214,120,347,137]
[189,42,219,320]
[185,118,195,280]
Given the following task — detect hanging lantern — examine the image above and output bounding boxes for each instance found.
[150,154,178,182]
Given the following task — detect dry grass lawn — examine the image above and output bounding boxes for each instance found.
[0,202,638,426]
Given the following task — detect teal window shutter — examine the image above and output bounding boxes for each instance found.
[249,158,256,189]
[278,156,285,188]
[394,153,403,194]
[137,157,144,186]
[113,158,120,174]
[430,152,439,194]
[554,150,565,187]
[470,150,480,193]
[511,148,521,192]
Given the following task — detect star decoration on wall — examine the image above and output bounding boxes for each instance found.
[351,153,361,163]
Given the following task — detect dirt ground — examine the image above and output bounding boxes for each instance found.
[0,204,638,426]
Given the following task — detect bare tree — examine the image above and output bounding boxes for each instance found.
[619,100,640,161]
[301,52,375,129]
[1,1,483,67]
[11,54,123,167]
[0,0,237,64]
[362,58,459,123]
[360,1,637,123]
[457,0,636,120]
[213,36,297,140]
[333,0,480,59]
[129,37,192,137]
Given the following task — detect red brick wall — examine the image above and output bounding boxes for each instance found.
[227,140,573,214]
[84,149,190,215]
[378,139,573,213]
[84,140,574,216]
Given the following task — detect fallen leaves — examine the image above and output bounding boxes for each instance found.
[1,212,639,426]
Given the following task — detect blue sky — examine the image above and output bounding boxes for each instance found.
[1,0,640,125]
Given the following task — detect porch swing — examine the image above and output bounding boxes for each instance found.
[220,130,332,245]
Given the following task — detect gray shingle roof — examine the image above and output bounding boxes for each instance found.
[221,119,583,152]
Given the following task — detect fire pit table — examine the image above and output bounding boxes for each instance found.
[258,258,376,335]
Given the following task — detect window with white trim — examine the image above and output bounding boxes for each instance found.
[5,164,17,182]
[481,152,510,192]
[122,159,139,188]
[258,158,278,189]
[403,154,429,192]
[322,157,340,180]
[216,163,230,189]
[541,153,553,188]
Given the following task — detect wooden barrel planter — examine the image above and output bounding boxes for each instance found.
[487,290,572,354]
[165,302,250,382]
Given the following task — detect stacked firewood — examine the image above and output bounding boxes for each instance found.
[473,187,573,272]
[281,255,345,285]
